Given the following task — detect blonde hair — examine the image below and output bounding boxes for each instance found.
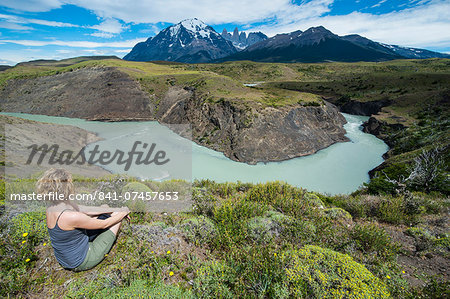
[36,168,76,208]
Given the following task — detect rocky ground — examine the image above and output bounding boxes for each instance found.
[0,115,110,179]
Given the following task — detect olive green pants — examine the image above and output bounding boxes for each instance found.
[74,229,116,271]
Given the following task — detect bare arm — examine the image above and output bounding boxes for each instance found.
[77,204,124,216]
[65,208,130,230]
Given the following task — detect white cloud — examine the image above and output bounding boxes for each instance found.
[90,32,115,38]
[87,18,129,38]
[89,18,127,33]
[0,21,33,30]
[0,0,448,50]
[0,0,332,25]
[114,49,132,53]
[0,38,146,48]
[83,49,107,55]
[371,0,387,8]
[0,0,62,12]
[0,13,78,28]
[249,0,450,49]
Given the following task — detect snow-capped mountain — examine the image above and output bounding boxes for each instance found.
[124,18,236,63]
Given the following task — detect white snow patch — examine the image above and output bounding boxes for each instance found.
[180,18,207,31]
[169,24,181,37]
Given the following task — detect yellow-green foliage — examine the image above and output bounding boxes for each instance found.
[246,210,289,243]
[434,236,450,250]
[181,215,217,244]
[324,207,353,221]
[405,227,435,251]
[283,245,390,298]
[67,279,191,298]
[245,181,318,217]
[405,227,433,240]
[122,182,153,193]
[193,260,234,298]
[10,211,48,242]
[303,193,324,207]
[122,182,153,212]
[0,179,5,205]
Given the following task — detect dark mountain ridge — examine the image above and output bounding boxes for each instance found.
[220,26,450,62]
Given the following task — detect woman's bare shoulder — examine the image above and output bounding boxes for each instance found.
[46,207,80,230]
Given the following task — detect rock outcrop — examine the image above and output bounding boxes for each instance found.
[221,28,267,49]
[156,86,348,164]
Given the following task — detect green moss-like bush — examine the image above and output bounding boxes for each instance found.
[181,216,217,245]
[283,245,390,298]
[303,193,325,208]
[192,187,216,217]
[122,182,153,194]
[67,279,191,298]
[121,182,153,212]
[10,211,48,243]
[405,227,435,251]
[247,211,289,243]
[351,223,398,260]
[193,260,234,298]
[323,208,352,222]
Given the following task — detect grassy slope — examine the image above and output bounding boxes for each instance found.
[0,179,448,298]
[0,57,322,110]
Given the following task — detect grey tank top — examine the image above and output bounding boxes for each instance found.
[48,209,89,269]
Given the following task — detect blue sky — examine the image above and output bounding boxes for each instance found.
[0,0,449,64]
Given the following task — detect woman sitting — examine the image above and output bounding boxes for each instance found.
[38,168,130,271]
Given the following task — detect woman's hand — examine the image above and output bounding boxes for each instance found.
[67,206,130,230]
[111,207,130,220]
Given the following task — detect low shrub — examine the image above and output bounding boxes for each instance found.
[193,260,234,298]
[245,182,314,217]
[67,278,191,298]
[283,245,390,298]
[378,196,405,224]
[246,211,289,243]
[351,223,398,260]
[323,207,352,222]
[191,188,216,217]
[122,182,153,194]
[405,227,435,251]
[10,211,48,244]
[226,245,286,298]
[212,198,269,248]
[181,216,217,245]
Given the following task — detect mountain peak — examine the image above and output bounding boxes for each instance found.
[302,26,335,36]
[221,27,268,49]
[124,18,236,63]
[165,18,218,40]
[179,18,208,32]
